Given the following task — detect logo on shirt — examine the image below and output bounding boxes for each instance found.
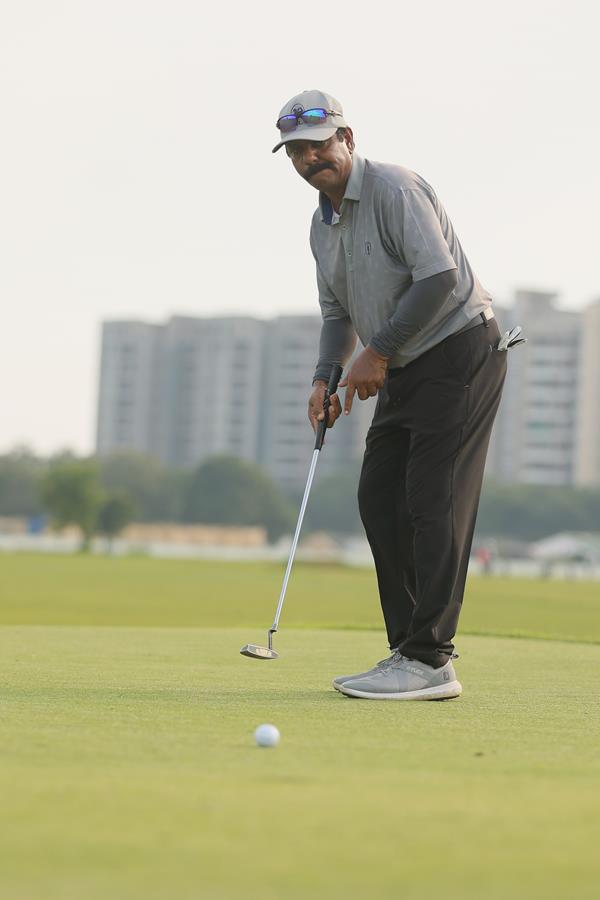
[365,241,372,256]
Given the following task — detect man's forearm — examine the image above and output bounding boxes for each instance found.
[370,268,459,359]
[313,316,357,384]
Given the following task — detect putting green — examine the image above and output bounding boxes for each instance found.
[1,623,599,899]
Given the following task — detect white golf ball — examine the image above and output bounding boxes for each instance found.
[254,724,280,748]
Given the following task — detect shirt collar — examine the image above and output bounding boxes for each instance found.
[319,154,365,224]
[344,153,365,201]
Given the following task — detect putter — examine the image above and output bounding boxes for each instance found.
[240,364,344,660]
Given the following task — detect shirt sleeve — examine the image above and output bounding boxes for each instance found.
[370,268,458,358]
[385,188,457,282]
[313,317,357,384]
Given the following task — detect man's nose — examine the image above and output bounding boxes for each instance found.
[301,143,321,164]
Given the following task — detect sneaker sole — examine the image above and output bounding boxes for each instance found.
[337,680,462,701]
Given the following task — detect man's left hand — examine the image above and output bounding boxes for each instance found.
[339,345,389,415]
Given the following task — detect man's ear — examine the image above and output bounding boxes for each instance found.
[344,127,355,154]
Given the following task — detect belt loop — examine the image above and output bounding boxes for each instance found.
[480,311,489,328]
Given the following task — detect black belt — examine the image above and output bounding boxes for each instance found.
[454,309,495,336]
[388,309,496,377]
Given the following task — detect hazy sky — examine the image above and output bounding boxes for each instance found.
[1,0,598,454]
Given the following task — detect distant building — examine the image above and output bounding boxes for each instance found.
[96,314,375,489]
[575,298,600,486]
[98,292,600,490]
[96,321,162,458]
[157,316,265,469]
[259,316,375,490]
[488,290,581,486]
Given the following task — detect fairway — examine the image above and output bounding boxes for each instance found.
[2,554,600,643]
[1,555,599,899]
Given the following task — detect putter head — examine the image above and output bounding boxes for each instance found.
[240,643,279,660]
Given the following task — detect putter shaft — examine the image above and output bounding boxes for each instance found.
[270,446,321,635]
[241,364,343,660]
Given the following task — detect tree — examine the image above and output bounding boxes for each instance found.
[40,459,102,550]
[183,456,295,542]
[98,452,184,522]
[97,492,136,549]
[475,483,600,541]
[0,447,46,517]
[303,463,363,535]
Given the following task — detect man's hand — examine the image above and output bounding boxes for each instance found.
[339,345,389,415]
[308,380,343,433]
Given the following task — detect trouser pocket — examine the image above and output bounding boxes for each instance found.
[465,345,492,386]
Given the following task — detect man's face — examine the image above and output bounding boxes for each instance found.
[285,129,354,193]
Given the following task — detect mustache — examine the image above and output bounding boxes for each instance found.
[303,162,333,181]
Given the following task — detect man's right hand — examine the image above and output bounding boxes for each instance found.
[308,380,342,433]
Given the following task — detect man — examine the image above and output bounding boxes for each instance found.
[273,90,507,700]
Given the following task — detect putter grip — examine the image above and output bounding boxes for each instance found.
[314,364,344,451]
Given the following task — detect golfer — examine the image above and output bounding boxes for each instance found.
[273,90,507,700]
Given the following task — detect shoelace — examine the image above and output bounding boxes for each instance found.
[390,656,411,670]
[378,650,405,669]
[380,651,458,670]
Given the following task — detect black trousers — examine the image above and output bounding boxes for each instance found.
[357,319,506,668]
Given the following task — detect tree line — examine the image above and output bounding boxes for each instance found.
[0,449,295,546]
[1,448,599,546]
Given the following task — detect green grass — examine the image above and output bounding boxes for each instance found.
[1,554,599,899]
[1,554,600,643]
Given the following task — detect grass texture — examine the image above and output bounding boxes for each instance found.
[0,554,599,899]
[1,554,599,643]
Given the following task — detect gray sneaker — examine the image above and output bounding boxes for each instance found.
[336,655,462,701]
[332,650,402,692]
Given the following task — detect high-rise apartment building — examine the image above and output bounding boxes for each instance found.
[259,316,375,490]
[96,322,162,457]
[488,290,581,486]
[575,298,600,486]
[96,317,264,469]
[98,294,600,490]
[96,314,374,488]
[157,316,265,469]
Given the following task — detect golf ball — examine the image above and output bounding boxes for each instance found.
[254,724,280,748]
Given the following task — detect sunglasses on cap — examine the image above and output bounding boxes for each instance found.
[276,107,342,134]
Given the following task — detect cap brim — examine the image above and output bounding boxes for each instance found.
[272,124,338,154]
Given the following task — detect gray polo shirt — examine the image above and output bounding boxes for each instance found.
[309,154,493,368]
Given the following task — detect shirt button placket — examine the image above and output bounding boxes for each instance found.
[342,220,353,270]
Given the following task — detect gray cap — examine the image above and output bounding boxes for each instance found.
[272,89,347,153]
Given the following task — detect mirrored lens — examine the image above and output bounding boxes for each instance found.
[278,115,298,133]
[300,108,328,125]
